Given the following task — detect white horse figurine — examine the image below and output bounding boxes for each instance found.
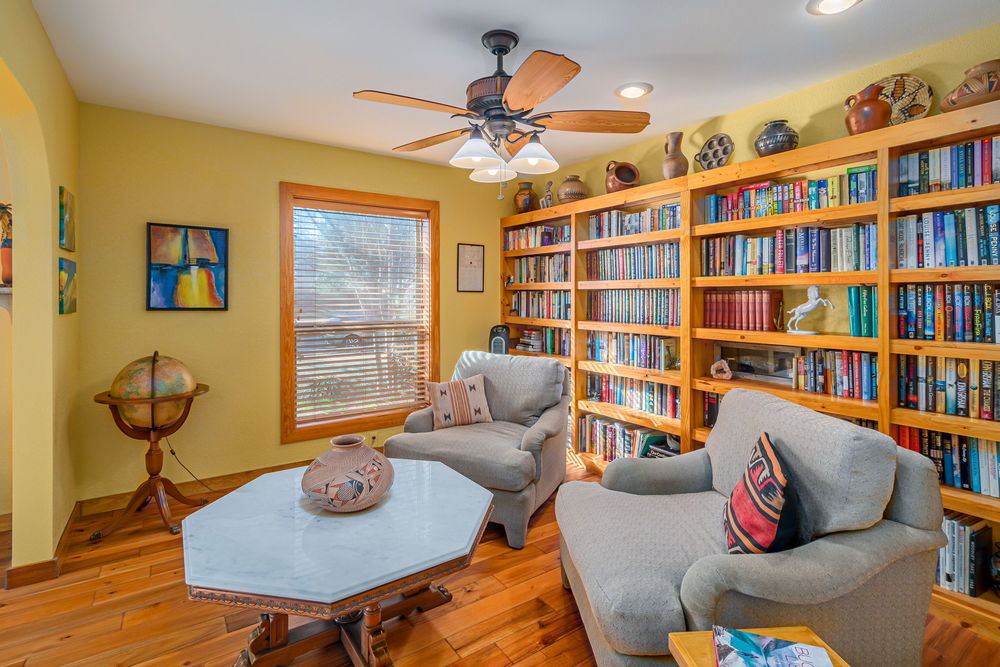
[786,285,834,334]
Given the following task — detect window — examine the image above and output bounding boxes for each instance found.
[280,183,439,443]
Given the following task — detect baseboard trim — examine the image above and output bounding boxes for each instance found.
[3,558,58,589]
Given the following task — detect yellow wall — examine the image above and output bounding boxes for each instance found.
[0,0,79,565]
[75,105,506,501]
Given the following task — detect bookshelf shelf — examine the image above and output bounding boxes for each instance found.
[889,339,1000,361]
[578,321,681,337]
[509,348,571,366]
[578,278,680,290]
[576,228,681,251]
[692,376,880,420]
[504,316,571,328]
[939,486,1000,523]
[578,452,610,474]
[577,360,681,386]
[692,426,712,442]
[889,182,1000,213]
[691,201,878,238]
[577,400,682,435]
[503,242,572,258]
[692,270,876,287]
[929,586,1000,643]
[692,327,880,352]
[505,282,572,291]
[889,266,1000,283]
[891,408,1000,441]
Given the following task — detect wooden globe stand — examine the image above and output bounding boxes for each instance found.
[91,383,210,540]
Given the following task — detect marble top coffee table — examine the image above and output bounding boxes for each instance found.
[183,458,492,667]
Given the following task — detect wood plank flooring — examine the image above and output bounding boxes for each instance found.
[0,461,997,666]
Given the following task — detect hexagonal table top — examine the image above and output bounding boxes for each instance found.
[182,459,492,605]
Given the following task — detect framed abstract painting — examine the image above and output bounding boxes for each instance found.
[59,257,77,314]
[147,222,229,311]
[59,186,76,251]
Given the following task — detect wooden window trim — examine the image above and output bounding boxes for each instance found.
[279,182,440,444]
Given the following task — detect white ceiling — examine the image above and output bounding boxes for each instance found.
[32,0,1000,167]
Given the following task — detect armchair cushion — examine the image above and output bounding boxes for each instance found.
[384,421,535,492]
[427,374,493,429]
[452,351,565,427]
[556,480,728,655]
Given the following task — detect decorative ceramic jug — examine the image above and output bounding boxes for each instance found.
[300,435,394,512]
[662,132,688,179]
[844,84,891,135]
[513,182,539,213]
[557,175,588,203]
[941,59,1000,113]
[754,120,799,157]
[605,161,639,193]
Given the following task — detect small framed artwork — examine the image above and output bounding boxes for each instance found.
[58,257,77,314]
[59,186,76,251]
[714,342,800,386]
[457,243,484,292]
[147,222,229,311]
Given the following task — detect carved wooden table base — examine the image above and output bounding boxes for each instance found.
[233,584,453,667]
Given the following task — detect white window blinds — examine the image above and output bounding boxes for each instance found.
[288,198,434,433]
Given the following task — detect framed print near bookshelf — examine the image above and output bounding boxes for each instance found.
[457,242,484,292]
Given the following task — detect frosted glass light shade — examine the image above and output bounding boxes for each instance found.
[507,135,559,174]
[449,126,504,169]
[469,163,517,183]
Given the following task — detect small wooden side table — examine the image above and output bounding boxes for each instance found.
[668,626,850,667]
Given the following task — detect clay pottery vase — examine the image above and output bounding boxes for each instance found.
[557,175,588,203]
[0,240,10,286]
[513,181,539,213]
[941,59,1000,112]
[844,84,892,135]
[300,434,394,512]
[754,120,799,157]
[662,132,689,180]
[605,161,640,193]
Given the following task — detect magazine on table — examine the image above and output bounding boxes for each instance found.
[713,626,835,667]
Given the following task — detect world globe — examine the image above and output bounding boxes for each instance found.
[109,353,196,429]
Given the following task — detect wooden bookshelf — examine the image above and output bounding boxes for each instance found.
[508,348,571,366]
[499,100,1000,639]
[504,316,570,328]
[502,242,572,258]
[505,281,571,291]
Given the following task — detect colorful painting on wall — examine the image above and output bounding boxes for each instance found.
[147,222,228,310]
[59,186,76,251]
[59,257,77,314]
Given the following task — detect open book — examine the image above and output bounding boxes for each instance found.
[713,626,835,667]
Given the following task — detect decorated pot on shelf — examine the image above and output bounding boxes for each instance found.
[557,175,588,203]
[941,59,1000,113]
[605,161,639,193]
[300,435,394,513]
[662,131,689,179]
[844,84,891,135]
[0,239,10,286]
[754,120,799,157]
[513,181,539,213]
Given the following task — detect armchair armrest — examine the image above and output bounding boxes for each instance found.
[680,519,947,628]
[403,406,434,433]
[602,448,713,495]
[521,396,571,453]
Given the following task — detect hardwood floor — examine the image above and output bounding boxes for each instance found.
[0,461,997,666]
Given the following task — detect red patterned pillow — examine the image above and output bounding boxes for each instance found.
[426,374,493,430]
[723,432,797,554]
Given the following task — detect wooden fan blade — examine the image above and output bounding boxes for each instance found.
[504,132,528,158]
[393,128,468,152]
[502,51,581,112]
[528,110,650,133]
[353,90,469,115]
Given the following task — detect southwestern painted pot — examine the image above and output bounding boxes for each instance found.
[301,435,395,512]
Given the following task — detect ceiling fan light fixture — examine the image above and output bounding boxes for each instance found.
[449,126,504,169]
[806,0,862,14]
[508,135,559,174]
[615,82,653,99]
[469,162,517,183]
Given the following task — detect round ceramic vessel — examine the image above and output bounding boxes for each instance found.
[300,435,395,512]
[754,120,799,157]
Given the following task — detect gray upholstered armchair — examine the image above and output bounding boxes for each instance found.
[556,388,946,667]
[385,351,569,548]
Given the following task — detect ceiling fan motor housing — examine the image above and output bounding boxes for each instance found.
[466,74,511,116]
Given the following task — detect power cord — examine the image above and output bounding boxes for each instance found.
[163,436,216,493]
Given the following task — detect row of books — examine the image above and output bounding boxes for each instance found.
[577,413,679,461]
[847,285,878,338]
[515,327,570,356]
[588,288,681,326]
[503,224,571,251]
[512,253,570,283]
[588,203,681,239]
[704,289,782,331]
[938,512,993,598]
[792,349,879,401]
[897,356,997,420]
[586,332,679,371]
[894,206,1000,269]
[508,290,571,321]
[895,283,998,343]
[896,137,1000,197]
[700,223,878,277]
[587,242,680,281]
[586,373,681,418]
[898,426,999,500]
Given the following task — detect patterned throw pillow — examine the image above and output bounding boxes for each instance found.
[427,374,493,430]
[723,432,798,554]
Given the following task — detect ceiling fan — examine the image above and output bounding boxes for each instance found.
[353,29,651,182]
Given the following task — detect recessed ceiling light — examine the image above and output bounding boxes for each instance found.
[615,82,653,99]
[806,0,862,15]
